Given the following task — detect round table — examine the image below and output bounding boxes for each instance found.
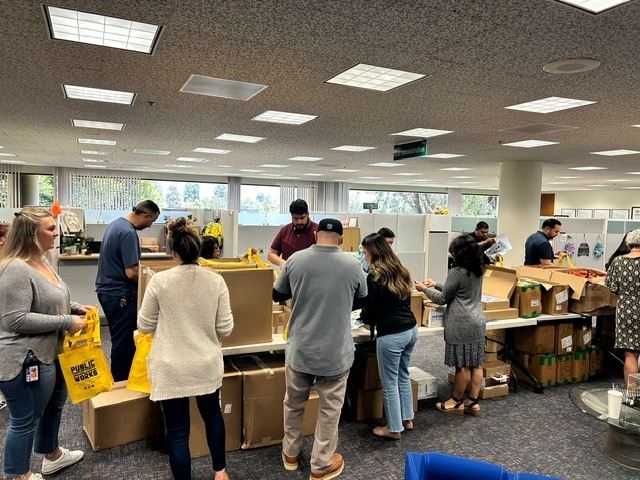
[570,384,640,470]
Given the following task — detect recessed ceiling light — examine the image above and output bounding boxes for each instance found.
[78,138,117,145]
[459,181,479,184]
[73,119,124,130]
[393,173,421,176]
[259,173,283,177]
[64,85,135,105]
[331,145,376,152]
[543,59,601,74]
[557,176,582,179]
[133,149,170,155]
[606,179,631,182]
[358,176,383,179]
[625,172,640,175]
[623,186,640,189]
[175,158,208,165]
[391,128,453,138]
[425,153,465,158]
[261,164,289,168]
[591,149,640,156]
[326,63,425,92]
[239,169,263,173]
[46,6,161,54]
[411,179,435,182]
[180,74,267,101]
[332,169,360,172]
[303,173,326,176]
[0,159,26,164]
[369,162,404,167]
[215,133,264,143]
[0,153,17,157]
[440,167,472,171]
[288,156,323,162]
[501,140,560,148]
[218,165,232,168]
[556,0,631,14]
[547,181,569,185]
[452,176,475,179]
[193,148,231,154]
[252,110,317,125]
[80,150,112,155]
[568,166,607,171]
[165,164,193,168]
[586,184,607,187]
[573,188,594,191]
[84,165,107,169]
[156,169,176,173]
[633,124,640,128]
[505,96,597,113]
[82,158,107,163]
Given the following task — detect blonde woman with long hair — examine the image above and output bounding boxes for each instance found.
[0,208,92,480]
[360,233,418,440]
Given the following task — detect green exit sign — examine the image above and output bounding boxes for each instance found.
[363,202,378,210]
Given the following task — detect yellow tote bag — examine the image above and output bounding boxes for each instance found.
[126,332,153,394]
[58,306,114,404]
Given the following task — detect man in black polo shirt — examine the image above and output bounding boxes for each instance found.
[524,218,562,265]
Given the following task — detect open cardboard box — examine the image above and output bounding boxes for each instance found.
[547,268,616,315]
[482,266,519,321]
[515,266,569,315]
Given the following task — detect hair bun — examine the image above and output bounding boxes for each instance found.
[168,217,189,235]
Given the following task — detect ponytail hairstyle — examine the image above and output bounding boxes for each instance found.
[168,217,201,264]
[361,233,413,300]
[0,208,54,273]
[449,234,485,278]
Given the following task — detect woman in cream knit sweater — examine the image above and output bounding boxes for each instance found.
[138,217,233,480]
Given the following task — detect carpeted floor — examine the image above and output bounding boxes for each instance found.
[0,328,637,479]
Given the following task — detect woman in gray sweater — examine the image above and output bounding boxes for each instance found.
[415,235,486,416]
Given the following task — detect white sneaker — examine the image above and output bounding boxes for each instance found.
[0,394,6,411]
[41,447,84,474]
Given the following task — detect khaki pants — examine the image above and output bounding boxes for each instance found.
[283,364,349,474]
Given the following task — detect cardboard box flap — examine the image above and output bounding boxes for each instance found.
[515,266,552,282]
[482,266,517,300]
[549,271,586,300]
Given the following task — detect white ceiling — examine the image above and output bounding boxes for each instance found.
[2,0,640,192]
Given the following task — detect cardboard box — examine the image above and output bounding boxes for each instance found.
[340,227,361,253]
[482,266,517,313]
[189,362,243,457]
[408,367,438,400]
[484,308,519,321]
[589,346,603,377]
[484,352,499,362]
[481,294,510,311]
[272,305,291,335]
[231,355,286,449]
[423,305,446,327]
[573,320,593,351]
[510,280,542,318]
[346,383,383,421]
[571,350,590,383]
[514,353,556,388]
[485,328,505,353]
[549,269,616,315]
[350,345,382,390]
[83,380,162,451]
[410,293,425,324]
[555,322,574,354]
[446,370,509,398]
[481,360,510,379]
[515,267,570,315]
[556,353,572,386]
[513,324,555,355]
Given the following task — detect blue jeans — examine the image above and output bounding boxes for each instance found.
[0,360,66,476]
[376,326,418,433]
[98,292,138,381]
[161,391,226,480]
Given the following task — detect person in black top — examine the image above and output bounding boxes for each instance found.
[469,221,496,265]
[360,233,418,440]
[524,218,562,265]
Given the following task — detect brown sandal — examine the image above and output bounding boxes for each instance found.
[436,396,464,416]
[464,397,480,416]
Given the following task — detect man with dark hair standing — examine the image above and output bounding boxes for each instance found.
[274,218,367,480]
[96,200,160,381]
[470,221,496,265]
[524,218,562,265]
[268,199,318,268]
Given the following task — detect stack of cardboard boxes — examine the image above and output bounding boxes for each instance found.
[480,266,519,321]
[446,360,510,398]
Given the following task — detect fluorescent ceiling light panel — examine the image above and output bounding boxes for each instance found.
[303,173,326,176]
[80,150,112,155]
[164,164,192,168]
[73,119,124,130]
[626,172,640,175]
[501,140,560,148]
[156,169,176,173]
[326,63,425,92]
[556,0,632,14]
[261,164,289,168]
[369,162,404,167]
[623,186,640,189]
[425,153,465,158]
[333,169,360,172]
[452,176,475,179]
[259,173,283,177]
[64,85,135,105]
[606,179,631,182]
[133,149,170,155]
[440,167,472,171]
[546,181,569,185]
[557,176,582,179]
[193,148,230,154]
[391,128,453,138]
[331,145,376,152]
[252,110,317,125]
[288,156,323,162]
[0,153,16,157]
[215,133,264,143]
[240,169,263,173]
[0,159,26,164]
[84,165,107,168]
[568,166,607,170]
[358,176,383,179]
[393,173,421,176]
[505,96,597,113]
[180,74,267,101]
[590,149,640,156]
[82,158,107,163]
[46,6,160,54]
[586,184,607,187]
[78,138,117,145]
[176,157,209,163]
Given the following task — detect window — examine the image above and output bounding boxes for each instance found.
[461,194,498,216]
[349,190,447,214]
[143,180,228,209]
[240,185,280,213]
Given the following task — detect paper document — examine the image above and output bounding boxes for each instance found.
[485,234,512,261]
